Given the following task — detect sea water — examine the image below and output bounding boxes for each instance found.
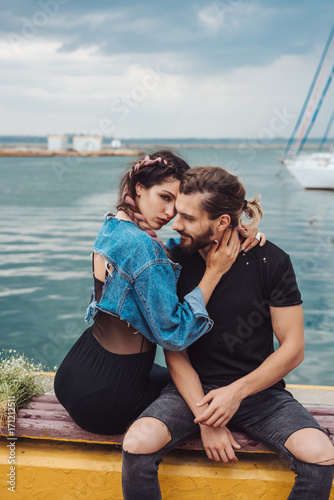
[0,148,334,386]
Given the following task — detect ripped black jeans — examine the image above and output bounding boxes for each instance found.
[122,383,334,500]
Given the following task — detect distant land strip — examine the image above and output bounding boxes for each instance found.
[0,143,332,156]
[120,143,333,150]
[0,148,143,157]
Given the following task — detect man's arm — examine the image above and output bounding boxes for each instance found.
[164,349,241,462]
[195,304,305,427]
[164,349,207,418]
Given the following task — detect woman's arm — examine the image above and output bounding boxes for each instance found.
[197,227,240,305]
[133,228,240,350]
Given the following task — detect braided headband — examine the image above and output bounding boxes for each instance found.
[122,154,171,205]
[121,155,170,240]
[129,155,168,179]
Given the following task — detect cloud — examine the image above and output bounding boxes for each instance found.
[3,1,333,70]
[2,35,332,140]
[197,0,246,33]
[0,0,333,137]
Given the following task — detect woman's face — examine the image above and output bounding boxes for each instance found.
[135,179,180,230]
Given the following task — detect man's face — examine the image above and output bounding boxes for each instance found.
[172,192,216,254]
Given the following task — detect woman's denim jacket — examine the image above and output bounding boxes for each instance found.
[85,215,213,351]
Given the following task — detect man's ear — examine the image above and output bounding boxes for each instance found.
[135,182,144,197]
[217,214,231,232]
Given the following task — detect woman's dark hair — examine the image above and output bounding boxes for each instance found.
[179,166,263,229]
[117,150,190,216]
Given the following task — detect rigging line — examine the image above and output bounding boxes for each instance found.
[284,25,334,156]
[294,37,334,153]
[297,64,334,156]
[318,109,334,151]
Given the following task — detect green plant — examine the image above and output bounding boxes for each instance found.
[0,349,54,429]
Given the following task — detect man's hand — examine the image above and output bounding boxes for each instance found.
[194,385,242,427]
[200,425,241,462]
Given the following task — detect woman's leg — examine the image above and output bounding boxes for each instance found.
[55,328,160,434]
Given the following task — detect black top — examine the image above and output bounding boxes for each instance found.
[170,241,302,389]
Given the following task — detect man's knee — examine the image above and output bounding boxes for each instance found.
[123,417,172,455]
[285,428,334,465]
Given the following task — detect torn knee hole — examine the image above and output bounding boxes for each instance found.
[122,419,172,455]
[315,457,334,466]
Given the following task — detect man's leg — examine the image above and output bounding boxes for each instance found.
[230,388,334,500]
[122,383,199,500]
[284,427,334,499]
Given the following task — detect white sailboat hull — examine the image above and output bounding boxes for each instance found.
[284,153,334,190]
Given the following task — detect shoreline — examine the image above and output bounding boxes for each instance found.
[0,148,143,157]
[0,143,331,156]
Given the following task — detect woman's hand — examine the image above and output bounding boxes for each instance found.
[237,223,266,253]
[205,227,240,280]
[200,425,241,462]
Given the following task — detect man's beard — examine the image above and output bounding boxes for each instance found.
[178,226,214,254]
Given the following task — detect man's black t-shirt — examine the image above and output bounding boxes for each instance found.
[170,240,302,389]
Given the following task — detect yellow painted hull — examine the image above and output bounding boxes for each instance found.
[0,437,302,500]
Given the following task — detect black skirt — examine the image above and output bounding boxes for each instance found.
[54,327,171,434]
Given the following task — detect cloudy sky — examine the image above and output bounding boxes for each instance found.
[1,0,333,138]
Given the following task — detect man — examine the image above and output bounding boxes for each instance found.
[122,166,334,499]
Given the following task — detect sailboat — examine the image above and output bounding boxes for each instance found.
[283,150,334,190]
[283,26,334,190]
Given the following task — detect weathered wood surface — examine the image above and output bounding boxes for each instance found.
[1,395,333,452]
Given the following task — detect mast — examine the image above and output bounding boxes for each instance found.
[296,64,334,156]
[284,25,334,156]
[318,109,334,151]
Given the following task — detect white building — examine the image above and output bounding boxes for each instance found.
[73,136,102,152]
[47,135,68,151]
[111,139,122,149]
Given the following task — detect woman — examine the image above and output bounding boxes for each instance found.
[54,150,262,435]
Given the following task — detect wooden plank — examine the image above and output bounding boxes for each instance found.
[14,420,273,452]
[20,406,333,432]
[24,402,68,412]
[18,409,72,421]
[177,433,273,453]
[30,395,60,404]
[1,395,332,453]
[309,407,334,416]
[25,397,334,417]
[20,397,334,429]
[15,420,124,444]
